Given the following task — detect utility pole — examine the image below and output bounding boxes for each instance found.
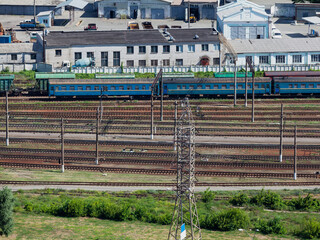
[168,98,201,240]
[244,61,248,108]
[160,75,164,121]
[188,0,190,29]
[234,60,237,107]
[294,125,297,180]
[174,101,177,151]
[251,73,255,123]
[96,108,100,165]
[5,91,9,146]
[33,0,36,22]
[61,118,65,173]
[279,104,284,163]
[100,90,103,122]
[150,93,154,140]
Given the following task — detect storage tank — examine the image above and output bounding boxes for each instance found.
[74,58,94,67]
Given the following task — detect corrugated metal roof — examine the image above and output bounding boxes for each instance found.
[0,0,63,6]
[0,75,14,80]
[35,73,76,79]
[302,16,320,24]
[56,0,88,9]
[0,43,36,54]
[229,38,320,54]
[37,10,53,17]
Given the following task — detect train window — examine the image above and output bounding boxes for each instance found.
[50,87,54,91]
[149,86,151,90]
[309,84,314,88]
[317,84,320,88]
[190,85,194,90]
[197,85,202,89]
[78,86,83,91]
[301,84,306,88]
[255,84,259,88]
[214,85,218,89]
[221,85,226,89]
[61,86,66,90]
[127,86,132,90]
[94,86,99,90]
[238,85,243,89]
[247,85,251,89]
[289,84,293,88]
[111,86,115,90]
[142,86,146,90]
[119,86,124,90]
[55,86,59,91]
[205,85,210,89]
[177,85,181,90]
[182,85,186,89]
[70,86,75,91]
[294,84,298,88]
[262,84,265,88]
[276,84,279,88]
[230,85,234,89]
[135,86,139,90]
[103,86,108,91]
[86,86,91,90]
[267,84,270,88]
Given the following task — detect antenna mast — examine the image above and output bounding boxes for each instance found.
[168,98,201,240]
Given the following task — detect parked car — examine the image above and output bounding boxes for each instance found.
[84,23,97,31]
[272,28,282,39]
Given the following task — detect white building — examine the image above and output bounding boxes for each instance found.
[37,10,54,28]
[44,29,220,68]
[228,38,320,66]
[217,0,272,39]
[98,0,171,19]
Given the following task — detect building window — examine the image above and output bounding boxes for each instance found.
[213,44,219,50]
[163,45,170,53]
[151,60,158,66]
[30,53,36,60]
[292,55,302,63]
[303,12,309,17]
[175,59,183,66]
[101,52,108,66]
[113,51,120,66]
[259,56,269,64]
[276,55,286,64]
[188,45,195,52]
[151,46,158,54]
[139,46,146,54]
[127,60,134,67]
[311,54,320,62]
[127,46,134,54]
[87,52,94,58]
[55,50,61,56]
[176,45,183,53]
[162,59,170,66]
[75,52,82,62]
[246,56,253,64]
[139,60,146,67]
[11,54,17,60]
[202,44,208,51]
[43,19,48,24]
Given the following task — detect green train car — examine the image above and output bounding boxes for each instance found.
[214,72,253,78]
[0,74,14,93]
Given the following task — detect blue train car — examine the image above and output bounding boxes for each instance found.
[274,77,320,95]
[48,79,154,97]
[164,78,271,96]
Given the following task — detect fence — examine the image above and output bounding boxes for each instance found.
[0,63,36,72]
[53,64,320,74]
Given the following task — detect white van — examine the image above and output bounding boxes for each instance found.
[272,29,282,39]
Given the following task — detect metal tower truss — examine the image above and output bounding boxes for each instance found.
[168,98,201,240]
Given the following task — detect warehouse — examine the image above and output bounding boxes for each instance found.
[44,28,220,68]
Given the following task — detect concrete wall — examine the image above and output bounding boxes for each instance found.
[45,43,220,68]
[271,3,295,18]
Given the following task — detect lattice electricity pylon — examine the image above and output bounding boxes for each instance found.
[168,98,201,240]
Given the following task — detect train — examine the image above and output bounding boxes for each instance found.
[2,71,320,98]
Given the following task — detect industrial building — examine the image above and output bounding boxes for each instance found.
[44,28,220,68]
[217,0,272,39]
[227,38,320,66]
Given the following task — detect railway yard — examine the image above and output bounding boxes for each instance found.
[1,97,320,190]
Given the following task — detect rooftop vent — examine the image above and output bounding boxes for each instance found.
[194,34,199,39]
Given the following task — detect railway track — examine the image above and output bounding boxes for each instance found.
[0,162,319,178]
[1,180,320,187]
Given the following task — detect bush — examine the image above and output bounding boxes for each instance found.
[204,208,250,231]
[256,217,286,234]
[250,189,285,210]
[298,218,320,239]
[0,187,14,237]
[229,193,249,206]
[287,194,320,211]
[201,188,215,203]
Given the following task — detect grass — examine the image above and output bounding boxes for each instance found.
[8,212,293,240]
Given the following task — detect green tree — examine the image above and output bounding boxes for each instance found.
[0,187,14,237]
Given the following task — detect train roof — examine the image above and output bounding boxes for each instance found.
[48,79,154,85]
[274,77,320,82]
[163,77,270,83]
[264,71,320,77]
